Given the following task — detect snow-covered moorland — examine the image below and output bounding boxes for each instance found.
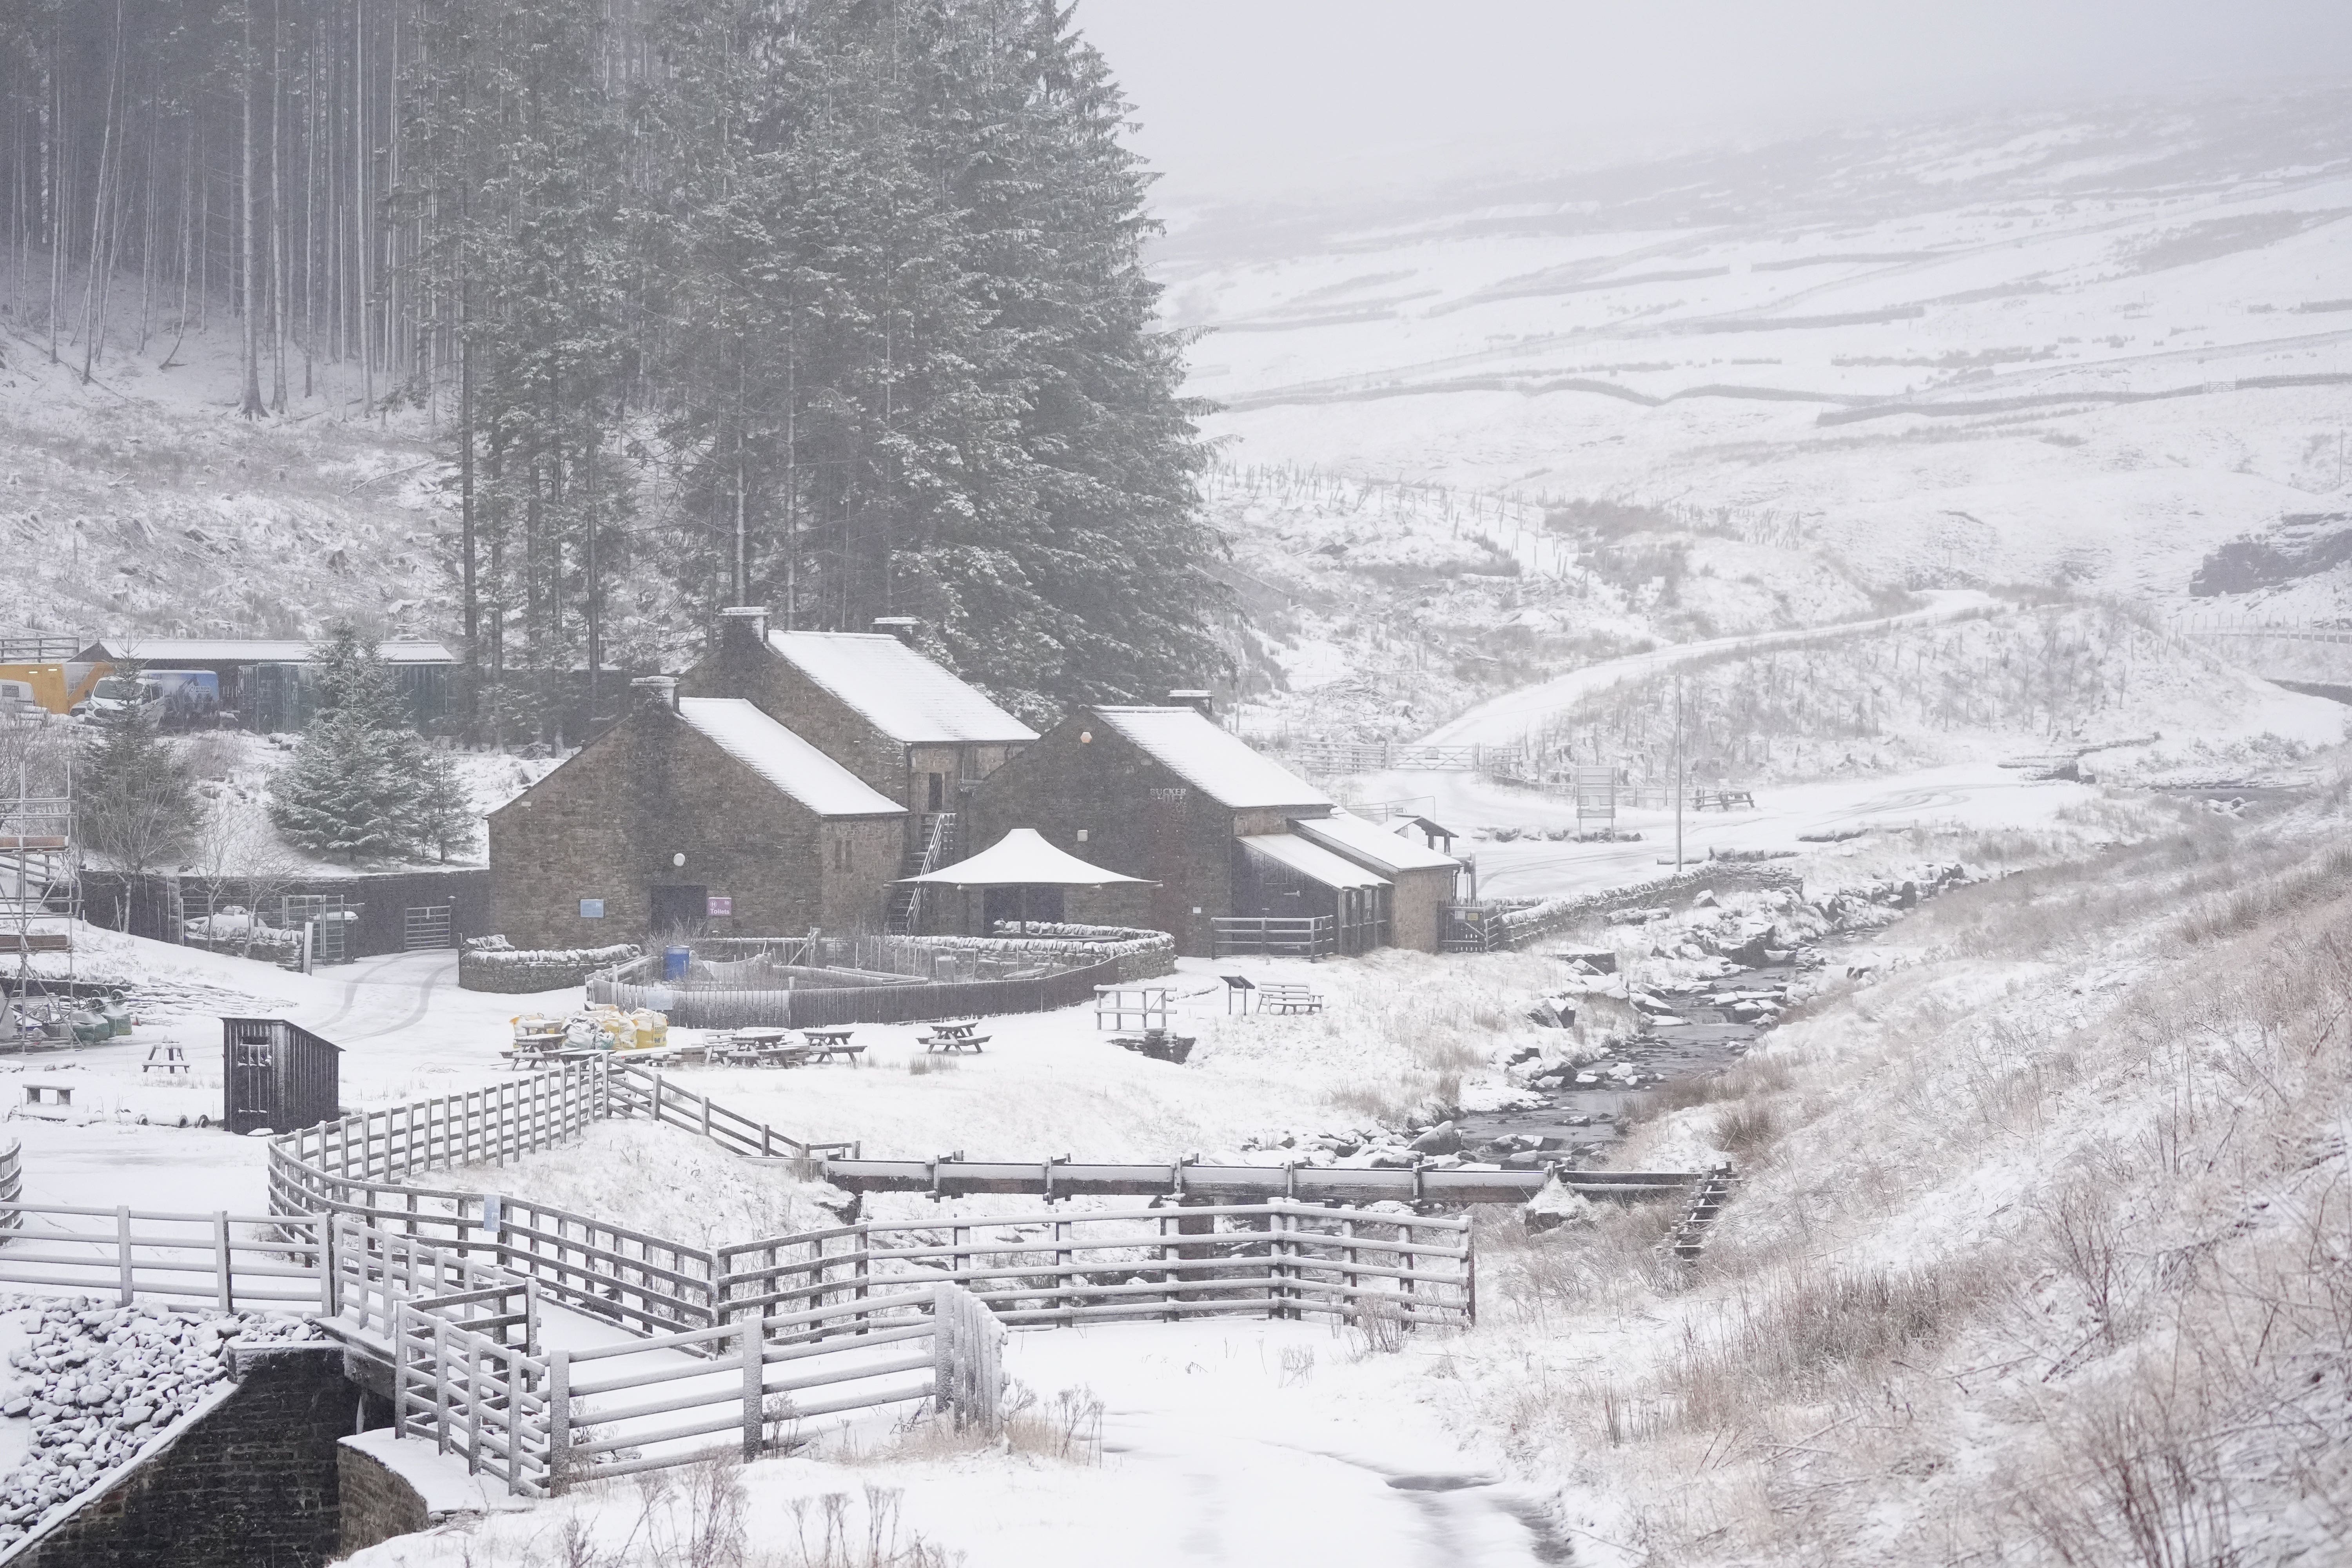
[1464,772,2352,1563]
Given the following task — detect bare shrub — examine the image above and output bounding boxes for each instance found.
[1343,1289,1409,1356]
[1658,1262,1986,1435]
[2009,1397,2236,1568]
[1710,1101,1779,1160]
[1481,1203,1683,1327]
[2037,1180,2135,1345]
[1627,1052,1797,1126]
[1278,1344,1316,1386]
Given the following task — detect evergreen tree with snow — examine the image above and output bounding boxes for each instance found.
[77,699,198,877]
[270,627,471,862]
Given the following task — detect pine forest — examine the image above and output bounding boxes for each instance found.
[0,0,1229,731]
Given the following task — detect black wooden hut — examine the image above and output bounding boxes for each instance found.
[222,1018,342,1135]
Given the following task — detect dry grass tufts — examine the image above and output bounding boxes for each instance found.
[1651,1260,1989,1438]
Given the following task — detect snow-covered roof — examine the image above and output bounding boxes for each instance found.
[75,638,456,665]
[674,699,905,818]
[1291,812,1463,873]
[1091,708,1334,811]
[904,828,1153,887]
[766,632,1036,746]
[1238,832,1391,890]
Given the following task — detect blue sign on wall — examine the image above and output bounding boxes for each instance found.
[580,899,605,919]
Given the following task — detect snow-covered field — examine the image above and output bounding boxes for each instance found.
[1175,93,2352,615]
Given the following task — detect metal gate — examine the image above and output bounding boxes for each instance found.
[404,904,453,951]
[282,894,355,965]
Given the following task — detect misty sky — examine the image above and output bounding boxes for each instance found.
[1075,1,2352,208]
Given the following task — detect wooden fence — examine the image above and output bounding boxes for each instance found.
[588,955,1125,1028]
[0,1069,1479,1499]
[1211,916,1335,959]
[265,1063,1480,1344]
[0,1142,17,1228]
[0,1203,328,1311]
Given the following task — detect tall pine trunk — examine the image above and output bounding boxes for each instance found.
[237,0,264,417]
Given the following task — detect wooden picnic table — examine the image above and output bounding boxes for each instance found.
[711,1028,812,1068]
[799,1027,865,1065]
[921,1022,989,1054]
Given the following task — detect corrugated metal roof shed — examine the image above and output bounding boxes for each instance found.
[1091,707,1333,811]
[76,637,457,665]
[675,698,906,818]
[766,631,1036,746]
[1238,832,1391,890]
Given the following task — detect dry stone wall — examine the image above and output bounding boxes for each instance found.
[3,1315,361,1568]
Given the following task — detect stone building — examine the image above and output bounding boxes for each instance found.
[965,701,1461,957]
[679,610,1037,831]
[487,679,905,949]
[1287,813,1467,953]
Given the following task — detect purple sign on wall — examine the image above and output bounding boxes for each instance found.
[706,895,733,918]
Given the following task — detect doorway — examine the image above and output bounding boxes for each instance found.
[649,884,708,941]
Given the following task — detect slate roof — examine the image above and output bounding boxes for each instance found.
[1237,832,1391,890]
[675,699,906,818]
[1291,812,1465,873]
[766,632,1036,746]
[1088,707,1333,811]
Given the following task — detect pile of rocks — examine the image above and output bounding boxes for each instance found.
[0,1296,321,1548]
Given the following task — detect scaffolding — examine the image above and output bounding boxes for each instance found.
[4,761,77,997]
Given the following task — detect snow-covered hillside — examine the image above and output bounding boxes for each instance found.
[1168,91,2352,619]
[0,309,451,643]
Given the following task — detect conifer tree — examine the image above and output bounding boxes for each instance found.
[78,699,198,876]
[270,627,471,862]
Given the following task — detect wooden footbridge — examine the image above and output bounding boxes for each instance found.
[816,1154,1701,1206]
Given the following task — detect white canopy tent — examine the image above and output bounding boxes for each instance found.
[897,828,1154,933]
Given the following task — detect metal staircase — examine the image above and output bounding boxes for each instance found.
[884,812,959,935]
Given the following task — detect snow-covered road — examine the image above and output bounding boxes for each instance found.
[867,1321,1563,1568]
[1357,760,2100,903]
[1419,588,2000,749]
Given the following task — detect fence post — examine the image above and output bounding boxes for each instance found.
[547,1348,571,1494]
[1055,1218,1071,1323]
[320,1218,338,1319]
[392,1304,411,1438]
[1464,1223,1477,1327]
[741,1321,764,1459]
[215,1212,233,1313]
[465,1338,484,1474]
[434,1318,452,1454]
[931,1283,955,1422]
[1270,1209,1289,1319]
[855,1223,871,1329]
[116,1206,133,1306]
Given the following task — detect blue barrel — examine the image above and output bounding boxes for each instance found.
[662,945,691,982]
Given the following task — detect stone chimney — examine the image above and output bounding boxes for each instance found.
[719,605,769,656]
[631,675,679,713]
[1168,689,1214,721]
[871,616,920,645]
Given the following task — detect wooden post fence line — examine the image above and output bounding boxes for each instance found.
[0,1053,1508,1498]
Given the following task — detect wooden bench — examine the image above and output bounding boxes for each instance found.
[1258,982,1324,1015]
[802,1037,867,1065]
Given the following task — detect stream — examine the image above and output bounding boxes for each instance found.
[1452,953,1817,1165]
